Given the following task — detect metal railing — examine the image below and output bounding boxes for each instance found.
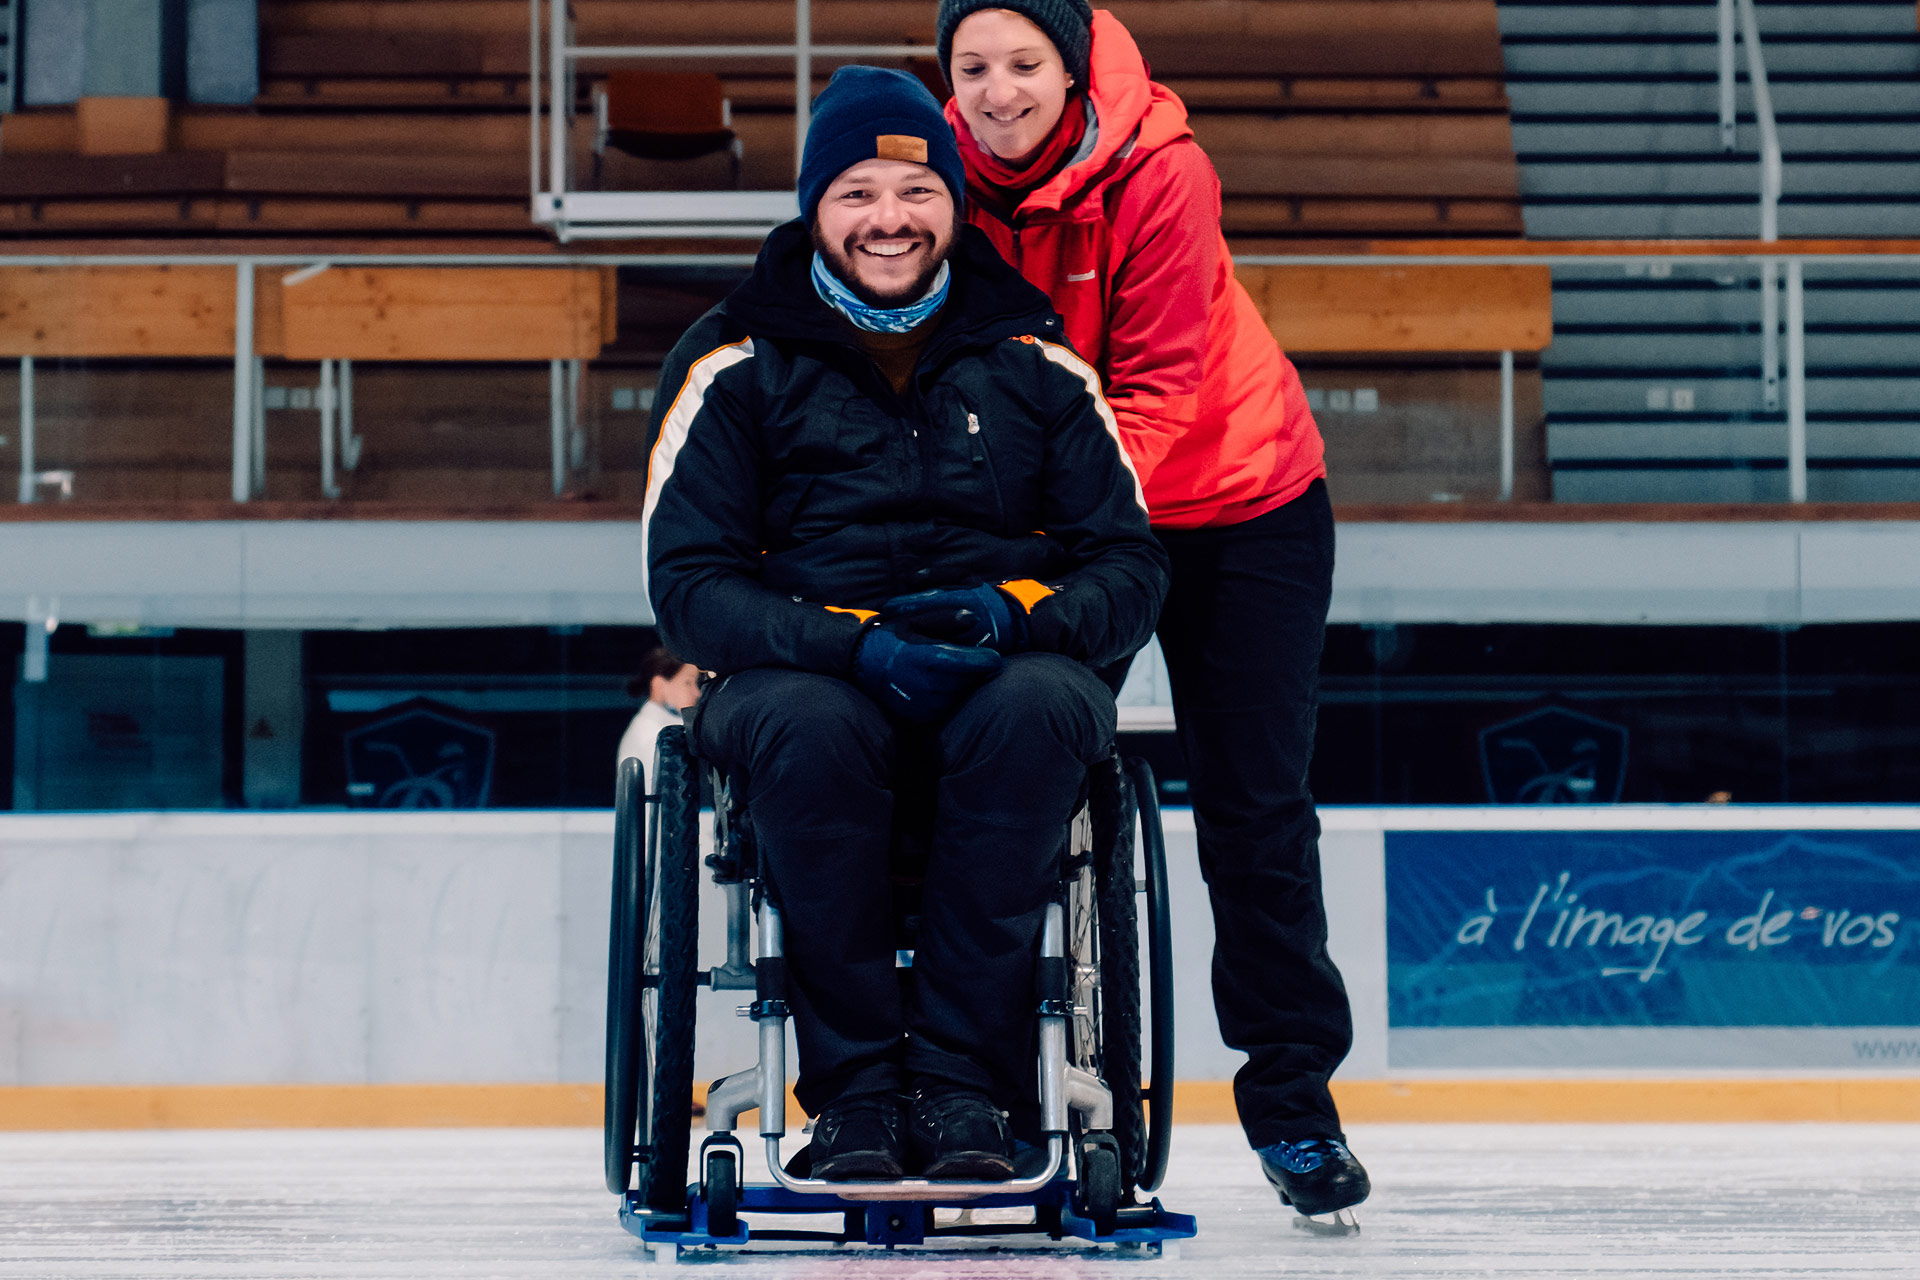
[6,245,1919,509]
[1719,0,1797,493]
[529,0,925,240]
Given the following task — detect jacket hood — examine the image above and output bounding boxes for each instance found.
[721,220,1064,350]
[945,9,1194,219]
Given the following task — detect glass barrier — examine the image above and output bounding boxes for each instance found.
[6,620,1920,812]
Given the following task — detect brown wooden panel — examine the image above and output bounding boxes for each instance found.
[263,33,490,77]
[0,152,227,199]
[1191,113,1516,157]
[280,266,612,360]
[1212,153,1518,200]
[1236,264,1552,352]
[224,151,527,198]
[0,266,240,356]
[76,96,170,156]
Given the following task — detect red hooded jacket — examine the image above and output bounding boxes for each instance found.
[947,11,1325,530]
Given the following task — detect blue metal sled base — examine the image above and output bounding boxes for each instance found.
[622,1180,1197,1256]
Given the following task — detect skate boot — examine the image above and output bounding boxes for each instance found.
[1256,1137,1368,1235]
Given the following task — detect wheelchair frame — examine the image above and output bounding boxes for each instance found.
[604,726,1194,1260]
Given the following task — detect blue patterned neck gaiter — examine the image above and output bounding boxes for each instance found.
[811,252,951,334]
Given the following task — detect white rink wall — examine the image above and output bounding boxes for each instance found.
[2,807,1918,1087]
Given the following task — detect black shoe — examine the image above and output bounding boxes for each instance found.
[1256,1138,1370,1218]
[907,1086,1015,1180]
[809,1093,906,1181]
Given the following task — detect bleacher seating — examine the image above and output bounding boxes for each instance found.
[0,0,1522,244]
[1500,0,1920,502]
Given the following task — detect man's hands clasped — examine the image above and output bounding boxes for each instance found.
[849,584,1034,724]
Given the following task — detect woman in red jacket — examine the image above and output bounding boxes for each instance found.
[934,0,1368,1223]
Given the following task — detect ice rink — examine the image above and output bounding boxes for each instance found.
[3,1122,1917,1279]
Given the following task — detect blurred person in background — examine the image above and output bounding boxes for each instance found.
[617,644,701,788]
[936,0,1367,1225]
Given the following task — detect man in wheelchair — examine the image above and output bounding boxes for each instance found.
[642,67,1168,1183]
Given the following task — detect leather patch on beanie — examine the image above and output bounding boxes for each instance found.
[876,134,930,164]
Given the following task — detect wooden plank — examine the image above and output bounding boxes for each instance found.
[76,96,170,156]
[280,266,612,360]
[224,151,527,198]
[0,152,227,200]
[1213,153,1519,200]
[1236,263,1552,352]
[263,33,489,78]
[0,266,240,357]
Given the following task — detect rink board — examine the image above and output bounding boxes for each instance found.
[0,807,1916,1116]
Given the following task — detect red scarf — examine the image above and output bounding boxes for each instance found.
[957,96,1090,205]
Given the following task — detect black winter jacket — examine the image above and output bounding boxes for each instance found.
[643,220,1169,679]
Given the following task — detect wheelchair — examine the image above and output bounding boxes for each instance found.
[604,724,1194,1260]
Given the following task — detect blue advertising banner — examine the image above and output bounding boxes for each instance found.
[1386,831,1920,1028]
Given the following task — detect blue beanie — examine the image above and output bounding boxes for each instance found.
[799,66,966,222]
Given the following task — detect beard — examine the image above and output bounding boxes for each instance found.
[811,223,954,310]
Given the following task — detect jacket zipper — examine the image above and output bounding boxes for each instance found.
[963,405,1006,528]
[966,411,985,464]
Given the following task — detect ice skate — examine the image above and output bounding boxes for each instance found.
[1258,1138,1369,1235]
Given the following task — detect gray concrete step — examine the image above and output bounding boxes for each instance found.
[1544,375,1920,416]
[1553,467,1920,503]
[1519,159,1920,198]
[1500,4,1920,39]
[1508,80,1920,117]
[1548,420,1920,461]
[1503,42,1920,78]
[1521,202,1920,239]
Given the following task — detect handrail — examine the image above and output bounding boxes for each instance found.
[530,0,925,238]
[8,243,1920,269]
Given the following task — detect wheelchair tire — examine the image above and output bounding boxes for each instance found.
[703,1149,739,1238]
[1125,756,1177,1194]
[603,756,646,1196]
[605,728,702,1210]
[1088,757,1147,1193]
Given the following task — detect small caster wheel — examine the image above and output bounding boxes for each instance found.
[1073,1133,1122,1236]
[703,1149,738,1238]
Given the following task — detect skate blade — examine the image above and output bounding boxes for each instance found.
[1291,1208,1360,1237]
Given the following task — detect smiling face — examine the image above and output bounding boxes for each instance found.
[811,157,957,309]
[949,9,1076,167]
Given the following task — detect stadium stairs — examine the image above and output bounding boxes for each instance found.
[1498,0,1920,501]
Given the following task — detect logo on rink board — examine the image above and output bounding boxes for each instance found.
[1386,830,1920,1028]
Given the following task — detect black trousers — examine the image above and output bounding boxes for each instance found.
[1154,478,1353,1146]
[690,654,1115,1115]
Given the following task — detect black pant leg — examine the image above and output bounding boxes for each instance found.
[904,653,1116,1107]
[690,668,904,1113]
[1153,480,1353,1145]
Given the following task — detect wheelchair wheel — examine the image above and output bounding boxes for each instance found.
[703,1148,739,1238]
[603,727,701,1209]
[1087,757,1147,1192]
[1125,757,1177,1193]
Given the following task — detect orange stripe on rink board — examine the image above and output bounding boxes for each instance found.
[3,1080,1918,1130]
[1178,1080,1920,1124]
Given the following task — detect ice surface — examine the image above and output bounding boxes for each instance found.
[1,1123,1917,1278]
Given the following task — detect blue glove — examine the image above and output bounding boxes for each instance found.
[879,584,1029,654]
[853,622,1003,724]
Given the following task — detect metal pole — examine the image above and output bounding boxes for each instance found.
[550,358,567,497]
[548,0,568,228]
[340,359,359,470]
[17,356,34,504]
[252,356,267,497]
[794,0,812,180]
[232,263,255,502]
[1498,349,1515,501]
[1785,258,1807,503]
[1717,0,1737,152]
[1761,260,1780,411]
[529,0,543,218]
[320,359,340,499]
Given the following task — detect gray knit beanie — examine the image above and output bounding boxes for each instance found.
[936,0,1095,89]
